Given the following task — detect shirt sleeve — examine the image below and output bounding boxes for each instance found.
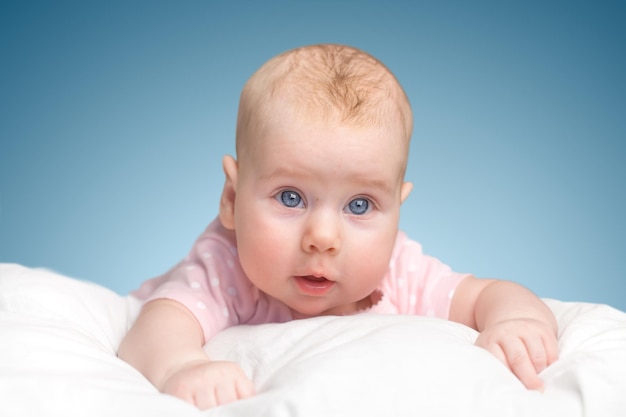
[384,232,470,319]
[132,225,252,342]
[132,219,292,342]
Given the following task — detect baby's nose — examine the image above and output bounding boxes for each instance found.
[301,211,341,255]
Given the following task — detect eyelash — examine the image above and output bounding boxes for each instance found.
[275,190,374,216]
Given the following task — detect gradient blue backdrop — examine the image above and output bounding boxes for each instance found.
[1,1,624,311]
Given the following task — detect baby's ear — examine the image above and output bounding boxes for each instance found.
[219,155,238,230]
[400,181,413,203]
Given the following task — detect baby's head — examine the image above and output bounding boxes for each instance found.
[220,44,414,318]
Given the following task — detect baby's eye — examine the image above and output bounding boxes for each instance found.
[345,198,371,215]
[278,190,304,208]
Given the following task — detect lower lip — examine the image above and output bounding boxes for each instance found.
[294,276,336,296]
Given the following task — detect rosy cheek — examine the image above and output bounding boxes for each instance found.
[239,228,281,269]
[350,241,390,283]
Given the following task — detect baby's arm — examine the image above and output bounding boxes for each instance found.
[117,299,255,409]
[449,277,559,390]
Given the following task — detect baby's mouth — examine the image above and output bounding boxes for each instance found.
[293,275,336,296]
[302,275,328,282]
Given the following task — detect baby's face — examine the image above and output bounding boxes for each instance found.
[230,113,411,317]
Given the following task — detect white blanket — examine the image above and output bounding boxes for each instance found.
[1,263,625,417]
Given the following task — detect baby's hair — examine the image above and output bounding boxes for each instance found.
[236,44,413,161]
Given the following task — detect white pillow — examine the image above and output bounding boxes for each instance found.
[1,263,625,417]
[0,263,137,350]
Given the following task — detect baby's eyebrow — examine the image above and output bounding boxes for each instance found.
[259,167,396,195]
[350,176,395,194]
[257,167,298,182]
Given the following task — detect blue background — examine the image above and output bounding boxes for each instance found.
[1,1,624,311]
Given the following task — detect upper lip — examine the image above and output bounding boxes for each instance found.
[296,270,335,282]
[300,275,330,282]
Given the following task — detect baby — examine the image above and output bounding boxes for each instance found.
[118,44,559,410]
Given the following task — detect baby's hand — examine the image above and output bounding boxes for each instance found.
[160,360,255,410]
[475,318,559,390]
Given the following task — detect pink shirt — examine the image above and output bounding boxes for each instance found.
[133,219,470,342]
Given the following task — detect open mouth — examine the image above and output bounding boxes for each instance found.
[293,275,336,296]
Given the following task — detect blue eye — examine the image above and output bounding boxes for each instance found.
[279,190,303,208]
[346,198,370,215]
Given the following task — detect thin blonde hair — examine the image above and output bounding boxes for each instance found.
[236,44,413,166]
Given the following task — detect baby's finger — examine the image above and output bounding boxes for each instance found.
[236,376,256,400]
[214,381,242,407]
[500,338,544,391]
[524,335,549,373]
[194,387,219,411]
[483,341,509,370]
[543,333,560,367]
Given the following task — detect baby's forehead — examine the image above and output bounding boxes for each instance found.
[241,111,410,180]
[238,100,410,177]
[238,119,408,195]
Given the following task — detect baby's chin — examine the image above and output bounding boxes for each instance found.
[288,302,360,320]
[288,305,332,320]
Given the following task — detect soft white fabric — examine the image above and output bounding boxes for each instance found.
[1,263,625,417]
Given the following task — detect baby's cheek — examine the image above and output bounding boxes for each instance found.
[237,227,291,279]
[349,248,389,291]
